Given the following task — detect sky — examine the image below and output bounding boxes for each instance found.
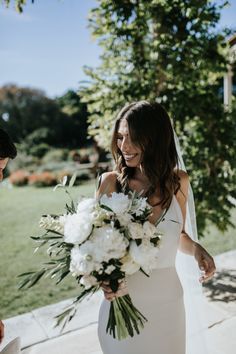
[0,0,235,98]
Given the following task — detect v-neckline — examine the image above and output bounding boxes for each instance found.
[154,208,168,226]
[126,184,173,226]
[153,195,173,226]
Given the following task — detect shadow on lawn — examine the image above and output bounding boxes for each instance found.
[203,269,236,303]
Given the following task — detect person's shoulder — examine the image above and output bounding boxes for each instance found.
[174,169,189,182]
[97,171,118,196]
[174,169,189,198]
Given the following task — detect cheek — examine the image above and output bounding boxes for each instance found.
[117,140,121,149]
[0,159,8,169]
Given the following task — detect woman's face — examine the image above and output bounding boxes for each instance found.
[117,119,142,167]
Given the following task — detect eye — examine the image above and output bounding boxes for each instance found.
[116,135,123,141]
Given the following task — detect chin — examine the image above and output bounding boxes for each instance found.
[125,161,138,168]
[124,158,140,168]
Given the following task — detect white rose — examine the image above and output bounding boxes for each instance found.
[128,222,144,239]
[92,208,112,227]
[100,192,131,214]
[80,275,98,289]
[64,212,93,245]
[143,221,159,239]
[77,198,96,214]
[120,254,140,275]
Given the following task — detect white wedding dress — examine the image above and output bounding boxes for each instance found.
[98,194,186,354]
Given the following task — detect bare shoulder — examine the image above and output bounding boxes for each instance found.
[175,169,189,183]
[174,169,190,199]
[97,171,118,197]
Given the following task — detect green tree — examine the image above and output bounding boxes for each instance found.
[0,85,62,143]
[1,0,33,13]
[0,85,89,151]
[56,90,90,148]
[80,0,236,237]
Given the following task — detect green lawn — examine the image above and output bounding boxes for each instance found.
[0,182,95,319]
[0,182,235,319]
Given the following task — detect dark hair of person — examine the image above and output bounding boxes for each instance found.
[111,101,181,208]
[0,128,17,159]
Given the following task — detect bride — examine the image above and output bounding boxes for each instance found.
[96,101,215,354]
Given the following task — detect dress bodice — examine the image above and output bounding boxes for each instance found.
[153,194,183,269]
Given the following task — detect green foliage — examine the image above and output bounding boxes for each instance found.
[0,85,61,143]
[8,151,39,173]
[80,0,236,237]
[0,86,90,152]
[1,0,33,13]
[56,90,91,148]
[42,149,69,164]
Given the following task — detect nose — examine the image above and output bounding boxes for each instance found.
[121,137,131,152]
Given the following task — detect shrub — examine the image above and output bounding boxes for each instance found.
[28,172,57,187]
[9,170,29,186]
[42,149,69,164]
[8,151,39,173]
[29,143,51,158]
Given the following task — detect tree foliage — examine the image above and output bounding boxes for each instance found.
[1,0,34,13]
[0,85,89,152]
[80,0,236,237]
[56,89,90,148]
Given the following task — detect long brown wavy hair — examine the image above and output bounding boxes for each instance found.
[111,101,181,208]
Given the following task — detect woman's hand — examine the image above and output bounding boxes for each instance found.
[101,279,128,301]
[0,320,4,343]
[194,243,216,283]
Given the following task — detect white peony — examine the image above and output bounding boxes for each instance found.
[128,222,144,239]
[69,243,102,276]
[64,212,93,245]
[92,225,129,262]
[129,240,159,275]
[100,192,131,215]
[77,198,96,214]
[120,254,140,275]
[79,275,98,289]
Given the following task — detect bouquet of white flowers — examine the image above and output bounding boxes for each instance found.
[19,176,162,340]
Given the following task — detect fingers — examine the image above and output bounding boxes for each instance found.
[0,320,4,343]
[199,256,216,283]
[101,279,128,301]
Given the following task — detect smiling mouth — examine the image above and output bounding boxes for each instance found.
[123,153,138,161]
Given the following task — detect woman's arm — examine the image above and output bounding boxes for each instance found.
[176,170,216,282]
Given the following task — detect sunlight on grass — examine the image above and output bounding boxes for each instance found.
[0,182,95,319]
